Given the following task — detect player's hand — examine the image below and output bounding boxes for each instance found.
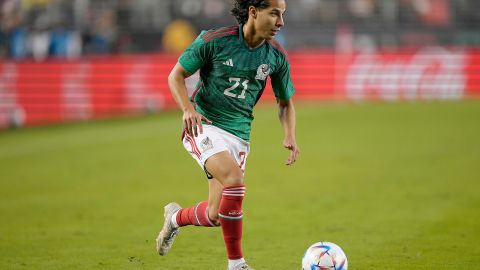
[183,107,212,137]
[283,137,299,165]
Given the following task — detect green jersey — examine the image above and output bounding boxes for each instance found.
[178,25,295,141]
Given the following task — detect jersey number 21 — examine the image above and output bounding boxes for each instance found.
[224,77,249,99]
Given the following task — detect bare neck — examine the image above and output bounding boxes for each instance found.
[242,23,265,49]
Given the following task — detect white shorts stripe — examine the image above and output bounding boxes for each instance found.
[182,124,250,178]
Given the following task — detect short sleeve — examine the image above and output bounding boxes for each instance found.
[178,31,212,74]
[270,55,295,100]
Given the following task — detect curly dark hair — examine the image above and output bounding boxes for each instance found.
[231,0,271,24]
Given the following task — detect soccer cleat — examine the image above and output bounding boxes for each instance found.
[156,202,181,256]
[229,263,255,270]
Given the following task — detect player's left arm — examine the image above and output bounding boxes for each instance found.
[278,98,299,165]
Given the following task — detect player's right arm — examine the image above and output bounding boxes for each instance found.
[169,31,212,137]
[168,63,211,137]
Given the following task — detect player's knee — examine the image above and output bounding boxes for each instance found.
[223,171,244,186]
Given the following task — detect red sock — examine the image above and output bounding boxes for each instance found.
[176,201,217,227]
[219,185,245,260]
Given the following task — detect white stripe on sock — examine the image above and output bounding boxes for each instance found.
[218,213,243,220]
[194,203,201,225]
[223,191,245,195]
[224,187,246,191]
[171,210,179,228]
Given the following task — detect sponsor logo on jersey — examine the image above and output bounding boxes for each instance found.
[222,59,234,67]
[201,136,214,151]
[255,64,270,80]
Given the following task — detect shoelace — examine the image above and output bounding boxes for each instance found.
[164,228,179,245]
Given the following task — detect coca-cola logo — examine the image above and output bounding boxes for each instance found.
[345,47,467,101]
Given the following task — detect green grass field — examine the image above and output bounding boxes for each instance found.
[1,101,479,269]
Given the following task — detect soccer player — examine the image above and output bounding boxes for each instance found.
[156,0,299,269]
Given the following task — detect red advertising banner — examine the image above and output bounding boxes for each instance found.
[337,47,477,101]
[0,47,479,129]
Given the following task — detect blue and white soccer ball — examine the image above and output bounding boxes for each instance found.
[302,241,348,270]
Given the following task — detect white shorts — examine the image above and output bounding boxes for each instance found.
[182,124,250,179]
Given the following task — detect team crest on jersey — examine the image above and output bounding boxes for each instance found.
[255,64,270,80]
[201,137,213,151]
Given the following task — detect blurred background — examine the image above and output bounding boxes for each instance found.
[0,0,479,128]
[2,0,480,57]
[1,0,480,58]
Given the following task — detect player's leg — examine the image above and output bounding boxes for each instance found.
[207,178,223,226]
[156,177,223,256]
[171,177,223,228]
[173,197,218,228]
[157,125,251,268]
[156,180,223,256]
[204,151,250,270]
[156,129,224,256]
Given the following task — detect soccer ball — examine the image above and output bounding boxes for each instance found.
[302,241,348,270]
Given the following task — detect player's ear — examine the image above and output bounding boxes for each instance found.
[248,6,257,19]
